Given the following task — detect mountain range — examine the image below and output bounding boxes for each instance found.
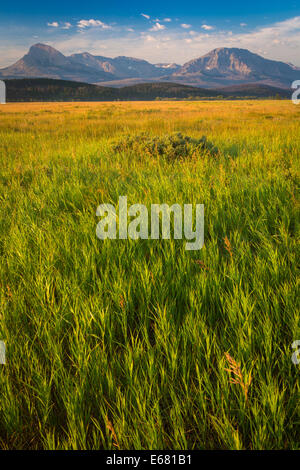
[0,43,299,89]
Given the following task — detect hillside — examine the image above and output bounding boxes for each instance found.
[218,83,290,98]
[117,82,219,99]
[4,78,118,101]
[3,78,290,102]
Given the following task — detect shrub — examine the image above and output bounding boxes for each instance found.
[112,132,218,162]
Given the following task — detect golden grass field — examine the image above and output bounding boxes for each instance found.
[0,100,299,450]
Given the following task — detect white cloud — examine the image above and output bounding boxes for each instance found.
[46,16,300,67]
[62,22,72,30]
[149,22,166,32]
[181,24,191,29]
[77,19,112,30]
[47,22,59,28]
[202,25,214,31]
[141,14,150,20]
[47,21,71,30]
[126,28,134,32]
[163,18,172,22]
[240,23,247,27]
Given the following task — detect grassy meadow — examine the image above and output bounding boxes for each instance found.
[0,100,299,450]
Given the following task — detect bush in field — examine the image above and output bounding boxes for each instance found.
[112,132,218,161]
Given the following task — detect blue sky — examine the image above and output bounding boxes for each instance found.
[0,1,300,67]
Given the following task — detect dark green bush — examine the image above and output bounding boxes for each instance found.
[112,132,218,161]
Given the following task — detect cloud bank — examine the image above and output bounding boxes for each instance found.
[1,16,300,67]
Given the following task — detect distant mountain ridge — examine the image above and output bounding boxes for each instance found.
[0,43,299,89]
[172,47,300,88]
[0,44,178,83]
[69,52,178,79]
[0,44,114,82]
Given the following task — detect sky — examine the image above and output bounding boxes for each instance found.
[0,1,300,67]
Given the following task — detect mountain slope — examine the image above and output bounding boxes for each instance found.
[0,44,115,82]
[172,48,299,88]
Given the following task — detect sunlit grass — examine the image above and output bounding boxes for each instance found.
[0,100,299,449]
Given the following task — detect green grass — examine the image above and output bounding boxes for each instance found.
[0,101,299,450]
